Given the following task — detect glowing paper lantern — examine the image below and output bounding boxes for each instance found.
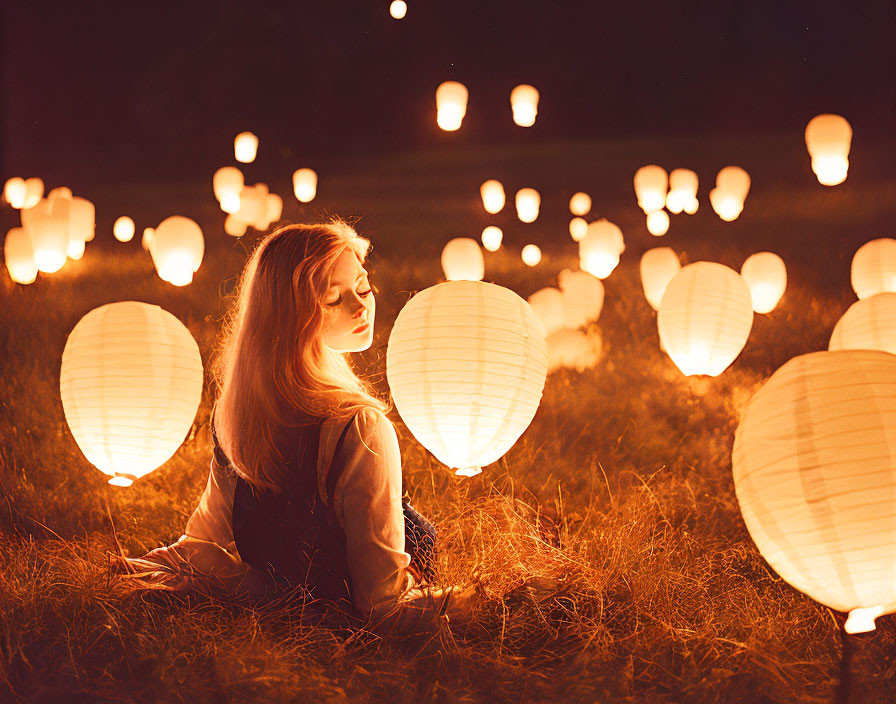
[741,252,787,314]
[558,268,604,328]
[441,237,484,281]
[151,216,204,286]
[711,166,750,221]
[389,0,407,19]
[213,167,244,213]
[666,169,698,214]
[66,238,85,261]
[634,165,668,213]
[48,186,73,201]
[527,288,566,336]
[386,280,547,477]
[114,216,136,242]
[510,84,539,127]
[569,217,588,242]
[640,247,681,311]
[69,197,95,243]
[579,219,624,279]
[658,262,753,376]
[851,238,896,299]
[21,199,68,273]
[546,328,602,373]
[521,244,542,267]
[515,188,540,223]
[234,131,258,163]
[224,214,248,238]
[569,192,591,216]
[4,177,26,208]
[235,183,270,230]
[435,81,468,132]
[265,193,283,226]
[805,114,852,186]
[23,178,44,209]
[4,227,37,284]
[646,210,670,236]
[142,228,154,251]
[293,168,318,203]
[481,226,503,252]
[480,180,505,214]
[733,349,896,634]
[60,301,204,487]
[829,293,896,355]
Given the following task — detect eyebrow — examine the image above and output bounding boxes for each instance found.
[327,271,368,290]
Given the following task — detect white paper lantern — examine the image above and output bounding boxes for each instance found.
[481,226,503,252]
[515,188,540,223]
[733,349,896,634]
[480,180,505,214]
[558,268,604,328]
[851,238,896,300]
[436,81,468,131]
[829,293,896,355]
[4,177,26,208]
[4,227,37,284]
[569,217,588,242]
[21,198,68,273]
[579,219,624,279]
[60,301,204,487]
[213,167,244,213]
[386,280,547,477]
[646,210,670,236]
[113,216,136,243]
[741,252,787,314]
[234,131,258,163]
[441,237,484,281]
[510,84,539,127]
[634,165,668,214]
[151,216,204,286]
[521,244,541,267]
[805,114,852,186]
[640,247,681,311]
[389,0,407,19]
[293,168,318,203]
[658,262,753,376]
[527,287,566,336]
[546,328,602,373]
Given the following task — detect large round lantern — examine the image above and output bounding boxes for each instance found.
[740,252,787,313]
[634,165,668,214]
[60,301,204,487]
[515,188,540,223]
[386,281,547,477]
[733,350,896,634]
[640,247,681,311]
[579,219,624,279]
[558,268,604,328]
[521,244,541,267]
[441,237,484,281]
[435,81,468,131]
[658,262,753,376]
[114,216,136,242]
[4,227,37,284]
[851,238,896,300]
[213,167,244,213]
[4,177,26,208]
[151,216,204,286]
[293,168,318,203]
[829,293,896,355]
[21,198,68,273]
[510,84,539,127]
[805,114,852,186]
[480,180,505,214]
[481,226,503,252]
[234,131,258,163]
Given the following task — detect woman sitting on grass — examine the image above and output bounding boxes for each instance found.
[114,221,482,634]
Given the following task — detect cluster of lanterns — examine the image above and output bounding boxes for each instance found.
[436,81,540,131]
[476,179,542,266]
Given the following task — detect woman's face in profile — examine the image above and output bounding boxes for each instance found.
[320,248,375,353]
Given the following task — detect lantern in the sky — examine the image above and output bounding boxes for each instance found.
[658,262,754,376]
[4,227,37,284]
[521,244,542,267]
[266,193,283,226]
[151,216,204,286]
[634,165,668,214]
[389,0,407,19]
[23,178,44,209]
[569,217,588,242]
[579,219,624,279]
[142,228,154,251]
[234,131,258,163]
[733,349,896,634]
[480,180,505,214]
[740,252,787,314]
[646,210,670,236]
[234,183,271,231]
[528,287,566,336]
[569,192,591,216]
[805,114,852,186]
[640,247,681,311]
[386,280,547,477]
[546,328,602,373]
[558,268,604,328]
[851,238,896,300]
[829,293,896,355]
[710,166,750,221]
[224,214,248,238]
[21,198,68,273]
[436,81,468,131]
[60,301,204,487]
[666,169,698,214]
[515,188,540,223]
[441,237,484,281]
[510,84,539,127]
[4,177,26,208]
[213,167,244,213]
[114,216,136,242]
[293,168,318,203]
[481,226,503,252]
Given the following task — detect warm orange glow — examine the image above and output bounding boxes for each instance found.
[113,217,136,242]
[666,169,698,214]
[4,227,37,284]
[521,244,542,266]
[640,247,681,311]
[569,217,588,242]
[851,238,896,299]
[480,179,505,214]
[213,167,244,211]
[234,183,270,230]
[234,132,258,163]
[389,0,407,19]
[527,287,566,336]
[579,220,624,279]
[805,114,852,186]
[224,214,248,237]
[569,192,591,216]
[711,166,750,221]
[510,84,539,127]
[293,168,318,203]
[266,193,283,226]
[741,252,787,313]
[150,216,204,286]
[23,178,44,209]
[558,268,604,328]
[22,198,68,273]
[142,228,154,251]
[829,293,896,355]
[515,188,540,223]
[3,177,26,208]
[481,226,503,252]
[646,210,670,236]
[441,237,485,281]
[634,165,668,214]
[436,81,468,131]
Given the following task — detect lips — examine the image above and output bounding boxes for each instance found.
[352,320,370,334]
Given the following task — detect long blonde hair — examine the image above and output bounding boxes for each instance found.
[212,220,389,492]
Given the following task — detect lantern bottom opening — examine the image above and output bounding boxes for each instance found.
[108,473,137,487]
[844,605,885,634]
[455,467,482,478]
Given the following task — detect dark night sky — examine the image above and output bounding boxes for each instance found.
[1,0,894,189]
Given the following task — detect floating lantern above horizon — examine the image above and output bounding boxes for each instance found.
[60,301,204,487]
[389,0,407,19]
[293,168,318,203]
[579,219,624,279]
[805,114,852,186]
[634,165,668,214]
[658,262,753,376]
[741,252,787,313]
[733,350,896,634]
[569,192,592,217]
[521,244,542,266]
[640,247,681,311]
[646,210,670,236]
[436,81,468,131]
[113,217,135,243]
[481,226,502,252]
[510,84,539,127]
[386,280,547,477]
[851,238,896,300]
[480,179,505,214]
[21,198,68,273]
[4,227,37,284]
[558,268,604,328]
[3,177,26,209]
[515,188,540,223]
[829,293,896,355]
[441,237,484,281]
[569,217,588,242]
[710,166,750,221]
[213,167,244,213]
[234,132,258,163]
[666,169,698,214]
[151,216,204,286]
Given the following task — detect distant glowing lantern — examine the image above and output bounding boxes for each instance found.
[658,262,753,376]
[646,210,670,236]
[66,238,85,260]
[386,280,547,477]
[23,178,44,209]
[151,216,204,286]
[546,328,602,373]
[851,238,896,300]
[521,244,542,267]
[711,166,750,221]
[3,177,26,208]
[515,188,540,223]
[480,180,505,214]
[436,81,468,131]
[481,226,503,252]
[60,301,204,487]
[48,186,73,201]
[114,216,136,243]
[293,168,318,203]
[640,247,681,311]
[224,214,248,238]
[528,287,566,336]
[683,196,699,215]
[69,197,95,243]
[510,84,539,127]
[829,293,896,355]
[569,192,591,216]
[441,237,485,281]
[21,198,68,273]
[666,169,698,214]
[213,167,244,212]
[740,252,787,314]
[805,114,852,186]
[389,0,407,19]
[569,217,588,242]
[579,219,624,279]
[265,193,283,226]
[558,268,604,328]
[235,183,270,230]
[234,132,258,163]
[142,228,154,251]
[733,349,896,634]
[634,165,668,214]
[4,227,37,284]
